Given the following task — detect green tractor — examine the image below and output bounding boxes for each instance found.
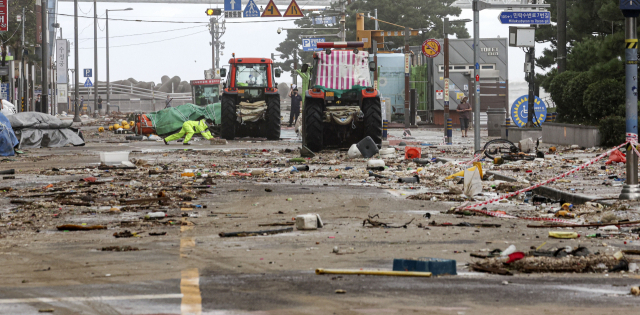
[299,42,382,152]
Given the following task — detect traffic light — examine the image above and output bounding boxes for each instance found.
[205,8,222,16]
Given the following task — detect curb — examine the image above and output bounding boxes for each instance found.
[435,157,615,205]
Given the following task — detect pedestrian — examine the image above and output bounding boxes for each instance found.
[35,94,41,112]
[456,97,472,137]
[165,95,173,109]
[98,95,103,113]
[288,87,302,127]
[163,118,214,145]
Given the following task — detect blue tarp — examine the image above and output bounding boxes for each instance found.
[0,113,18,156]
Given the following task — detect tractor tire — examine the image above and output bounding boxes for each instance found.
[220,96,237,140]
[303,98,324,152]
[265,95,281,140]
[363,97,383,145]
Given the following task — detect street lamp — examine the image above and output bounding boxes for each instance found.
[443,18,471,144]
[106,7,133,114]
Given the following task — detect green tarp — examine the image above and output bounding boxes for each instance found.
[146,103,219,136]
[312,85,370,98]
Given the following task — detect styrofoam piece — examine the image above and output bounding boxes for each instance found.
[367,159,385,169]
[379,148,396,155]
[348,144,362,158]
[100,151,130,165]
[295,214,323,230]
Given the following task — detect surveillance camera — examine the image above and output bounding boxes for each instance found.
[277,27,282,34]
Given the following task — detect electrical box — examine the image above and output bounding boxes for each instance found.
[509,27,535,47]
[524,62,532,73]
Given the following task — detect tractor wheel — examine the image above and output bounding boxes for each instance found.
[363,97,383,145]
[265,95,281,140]
[303,98,324,152]
[220,95,237,140]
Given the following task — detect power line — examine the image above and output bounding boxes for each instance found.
[79,30,207,49]
[79,25,204,40]
[55,13,301,24]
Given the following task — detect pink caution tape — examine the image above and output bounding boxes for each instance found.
[461,141,631,223]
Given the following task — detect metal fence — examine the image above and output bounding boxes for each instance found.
[68,83,192,113]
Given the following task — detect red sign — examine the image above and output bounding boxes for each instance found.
[0,0,8,32]
[421,39,441,58]
[190,79,221,85]
[475,75,479,82]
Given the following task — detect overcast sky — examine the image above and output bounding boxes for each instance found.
[57,3,550,94]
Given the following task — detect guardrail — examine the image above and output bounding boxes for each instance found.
[70,83,192,101]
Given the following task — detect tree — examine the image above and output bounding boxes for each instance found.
[584,78,625,124]
[2,0,39,83]
[562,71,595,123]
[274,0,468,79]
[547,70,575,122]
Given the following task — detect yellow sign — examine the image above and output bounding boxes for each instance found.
[283,0,303,17]
[456,92,465,100]
[262,0,282,17]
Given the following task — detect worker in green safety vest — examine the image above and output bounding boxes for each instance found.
[163,119,214,145]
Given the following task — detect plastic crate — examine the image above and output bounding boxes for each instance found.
[392,257,457,276]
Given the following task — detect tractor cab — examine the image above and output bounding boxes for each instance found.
[190,79,221,106]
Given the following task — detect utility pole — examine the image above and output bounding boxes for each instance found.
[557,0,566,73]
[93,0,98,117]
[105,10,110,114]
[525,40,536,128]
[443,18,450,143]
[20,7,24,112]
[293,50,298,86]
[41,4,48,114]
[472,0,481,151]
[620,2,640,200]
[404,26,410,128]
[73,0,80,122]
[209,16,225,77]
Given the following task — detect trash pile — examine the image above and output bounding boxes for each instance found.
[470,244,636,275]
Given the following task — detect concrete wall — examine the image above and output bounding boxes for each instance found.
[504,127,542,144]
[542,122,602,147]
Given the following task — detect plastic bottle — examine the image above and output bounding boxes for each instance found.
[145,212,166,219]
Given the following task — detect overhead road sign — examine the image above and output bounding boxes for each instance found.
[243,0,260,17]
[84,78,93,87]
[302,38,325,51]
[499,11,550,24]
[224,0,241,11]
[283,0,303,17]
[262,0,282,17]
[421,39,441,58]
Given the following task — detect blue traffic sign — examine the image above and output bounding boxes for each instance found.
[225,0,241,11]
[510,95,547,127]
[243,0,260,17]
[499,11,550,25]
[475,63,479,70]
[302,38,325,52]
[84,78,93,87]
[83,69,92,78]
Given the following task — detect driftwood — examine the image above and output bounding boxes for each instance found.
[258,222,295,227]
[362,215,414,228]
[219,227,293,238]
[527,220,640,228]
[57,224,107,231]
[119,197,170,205]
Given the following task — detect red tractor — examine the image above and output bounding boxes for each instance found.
[219,56,282,140]
[300,41,382,152]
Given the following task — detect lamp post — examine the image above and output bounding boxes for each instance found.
[73,0,80,122]
[105,8,133,114]
[443,18,471,144]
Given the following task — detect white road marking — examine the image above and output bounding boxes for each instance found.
[0,293,183,304]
